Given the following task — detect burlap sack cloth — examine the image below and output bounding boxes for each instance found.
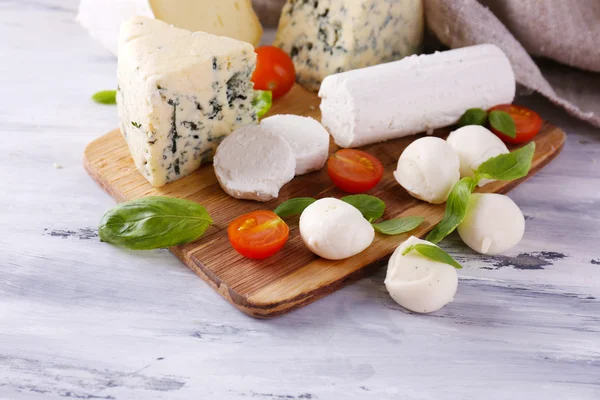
[253,0,600,127]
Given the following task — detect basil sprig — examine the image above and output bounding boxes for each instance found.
[457,107,516,138]
[426,177,477,244]
[427,142,536,244]
[274,197,316,218]
[252,90,273,119]
[476,142,535,182]
[274,194,423,236]
[402,244,462,269]
[92,90,117,105]
[458,108,488,127]
[341,195,385,222]
[372,217,424,235]
[99,196,212,250]
[489,110,516,138]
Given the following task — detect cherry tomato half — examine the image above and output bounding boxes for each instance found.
[327,149,384,194]
[490,104,542,144]
[228,210,289,259]
[251,46,296,100]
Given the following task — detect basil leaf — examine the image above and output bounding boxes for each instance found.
[489,110,516,138]
[458,108,488,127]
[372,216,424,235]
[92,90,117,105]
[476,142,535,182]
[341,194,385,222]
[402,244,462,269]
[274,197,316,218]
[252,90,272,119]
[99,196,212,250]
[426,177,477,244]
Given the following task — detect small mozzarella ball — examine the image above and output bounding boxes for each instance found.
[446,125,509,187]
[394,137,460,204]
[457,193,525,255]
[385,236,458,314]
[299,197,374,260]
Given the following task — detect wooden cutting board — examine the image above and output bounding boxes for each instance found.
[83,84,566,318]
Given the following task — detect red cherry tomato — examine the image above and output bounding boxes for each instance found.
[228,210,289,259]
[490,104,543,144]
[251,46,296,100]
[327,149,384,194]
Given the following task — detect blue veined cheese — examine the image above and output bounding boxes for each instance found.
[274,0,425,92]
[117,16,257,187]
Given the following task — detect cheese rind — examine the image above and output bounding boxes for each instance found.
[319,44,516,148]
[117,16,257,187]
[260,115,330,175]
[77,0,262,55]
[274,0,424,92]
[213,125,296,202]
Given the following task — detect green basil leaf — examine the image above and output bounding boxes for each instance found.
[489,110,516,138]
[402,244,462,269]
[99,196,212,250]
[372,216,424,235]
[274,197,316,218]
[252,90,272,119]
[341,194,385,222]
[458,108,488,127]
[426,177,477,244]
[476,142,536,182]
[92,90,117,105]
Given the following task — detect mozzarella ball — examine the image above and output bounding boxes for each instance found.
[457,193,525,255]
[299,197,374,260]
[394,137,460,204]
[446,125,509,187]
[385,236,458,314]
[260,115,330,176]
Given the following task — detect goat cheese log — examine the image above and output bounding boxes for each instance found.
[274,0,424,92]
[260,115,330,176]
[319,44,516,148]
[213,125,296,202]
[117,17,257,187]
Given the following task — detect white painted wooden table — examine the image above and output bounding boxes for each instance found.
[1,1,599,399]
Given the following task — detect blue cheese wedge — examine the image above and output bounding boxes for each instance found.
[274,0,424,91]
[117,16,257,187]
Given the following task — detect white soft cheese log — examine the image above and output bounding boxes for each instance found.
[260,115,330,176]
[77,0,262,55]
[319,44,516,148]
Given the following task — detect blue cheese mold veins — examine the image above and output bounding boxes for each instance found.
[117,17,258,187]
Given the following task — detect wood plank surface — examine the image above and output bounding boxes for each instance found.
[83,84,566,318]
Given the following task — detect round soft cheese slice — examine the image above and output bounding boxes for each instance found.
[385,236,458,314]
[446,125,509,187]
[299,197,374,260]
[457,193,525,255]
[213,125,296,202]
[394,137,460,204]
[260,115,330,176]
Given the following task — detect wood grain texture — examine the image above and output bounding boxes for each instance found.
[83,85,566,318]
